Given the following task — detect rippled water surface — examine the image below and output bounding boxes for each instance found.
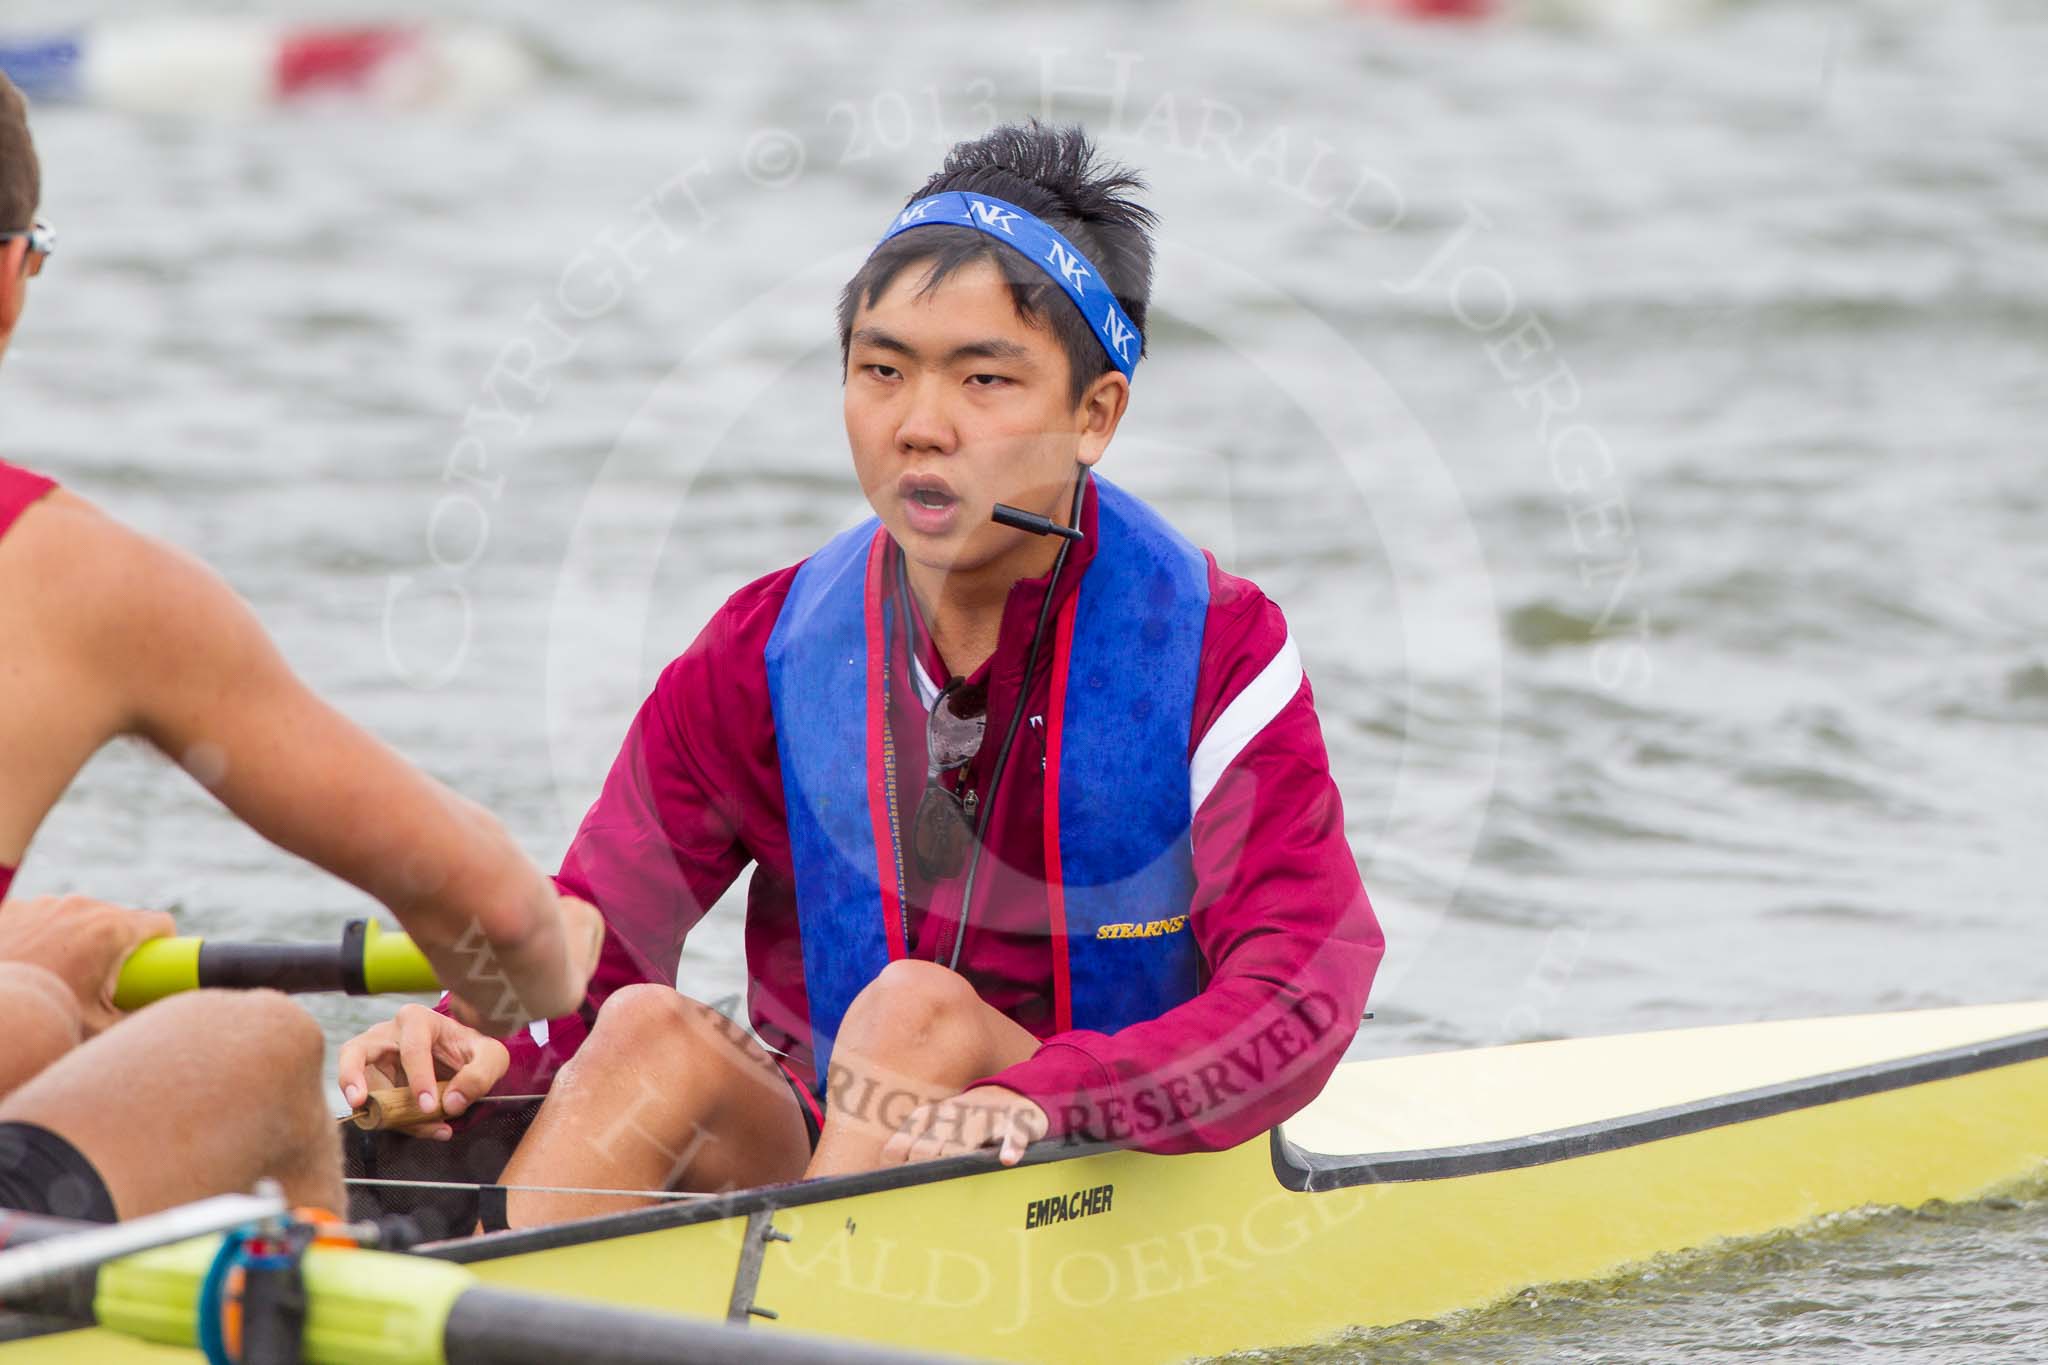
[5,0,2044,1358]
[1229,1176,2048,1363]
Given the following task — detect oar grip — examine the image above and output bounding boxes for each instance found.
[111,938,204,1012]
[360,919,440,995]
[350,1082,453,1132]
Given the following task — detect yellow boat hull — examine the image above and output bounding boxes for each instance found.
[8,1000,2048,1362]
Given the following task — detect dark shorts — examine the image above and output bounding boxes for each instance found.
[777,1060,825,1152]
[0,1122,118,1224]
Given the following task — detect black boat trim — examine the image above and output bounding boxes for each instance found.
[422,1135,1125,1264]
[1272,1025,2048,1192]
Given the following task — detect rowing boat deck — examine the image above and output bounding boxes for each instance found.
[6,999,2047,1363]
[1288,997,2048,1155]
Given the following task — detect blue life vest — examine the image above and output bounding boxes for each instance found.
[763,477,1210,1093]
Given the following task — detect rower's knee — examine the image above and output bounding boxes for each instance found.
[197,991,326,1124]
[575,986,735,1076]
[591,984,720,1042]
[837,960,978,1054]
[162,989,325,1081]
[242,990,323,1069]
[168,991,338,1204]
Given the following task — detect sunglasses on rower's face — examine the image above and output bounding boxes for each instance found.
[0,221,53,277]
[912,678,988,881]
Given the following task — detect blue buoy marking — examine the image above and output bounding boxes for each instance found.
[0,36,86,102]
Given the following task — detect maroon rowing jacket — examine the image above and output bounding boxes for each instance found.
[485,480,1384,1151]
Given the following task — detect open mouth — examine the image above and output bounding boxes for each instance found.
[898,474,961,525]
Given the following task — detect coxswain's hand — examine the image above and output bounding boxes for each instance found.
[0,894,176,1036]
[881,1085,1050,1168]
[337,1002,509,1141]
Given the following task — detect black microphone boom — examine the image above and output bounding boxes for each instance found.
[990,503,1084,542]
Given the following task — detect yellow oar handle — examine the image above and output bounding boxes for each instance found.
[112,918,441,1010]
[360,919,442,994]
[108,936,203,1011]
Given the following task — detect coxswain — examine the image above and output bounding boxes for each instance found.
[341,120,1384,1228]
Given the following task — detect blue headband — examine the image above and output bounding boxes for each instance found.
[874,192,1144,379]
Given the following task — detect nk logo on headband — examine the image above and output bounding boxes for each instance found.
[1045,241,1092,290]
[968,200,1021,234]
[1102,308,1137,364]
[894,200,938,229]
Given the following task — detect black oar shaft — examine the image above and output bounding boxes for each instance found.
[444,1286,961,1365]
[196,941,354,994]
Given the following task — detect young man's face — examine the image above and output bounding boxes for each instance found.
[843,255,1125,583]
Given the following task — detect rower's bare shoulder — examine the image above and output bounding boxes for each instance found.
[17,494,263,670]
[0,484,100,565]
[3,489,138,637]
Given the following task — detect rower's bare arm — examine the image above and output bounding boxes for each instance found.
[54,505,596,1027]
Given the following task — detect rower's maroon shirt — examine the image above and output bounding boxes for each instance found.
[487,482,1384,1151]
[0,460,57,901]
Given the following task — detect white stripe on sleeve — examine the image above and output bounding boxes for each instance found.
[1189,631,1304,816]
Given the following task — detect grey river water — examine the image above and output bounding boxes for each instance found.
[4,0,2044,1359]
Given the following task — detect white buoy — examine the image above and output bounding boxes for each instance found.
[0,20,535,114]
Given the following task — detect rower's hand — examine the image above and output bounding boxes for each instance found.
[881,1085,1050,1168]
[336,1003,509,1141]
[443,894,604,1037]
[0,895,176,1036]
